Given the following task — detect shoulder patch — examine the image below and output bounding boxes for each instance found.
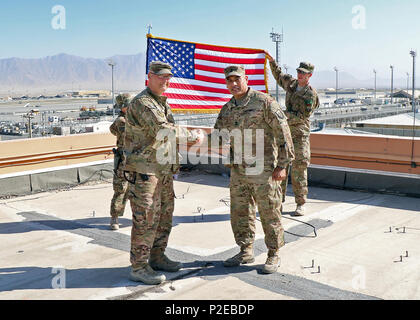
[305,99,314,106]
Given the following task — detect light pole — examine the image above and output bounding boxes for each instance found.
[333,67,339,102]
[410,50,417,168]
[390,65,394,104]
[108,59,116,118]
[23,109,39,138]
[270,27,284,102]
[373,69,377,100]
[410,50,416,112]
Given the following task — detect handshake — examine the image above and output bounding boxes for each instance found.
[190,128,206,144]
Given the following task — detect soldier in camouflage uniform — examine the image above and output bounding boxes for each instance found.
[109,94,130,231]
[266,52,320,216]
[213,65,294,274]
[123,61,204,284]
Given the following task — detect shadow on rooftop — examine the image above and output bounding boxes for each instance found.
[177,171,420,213]
[0,213,132,234]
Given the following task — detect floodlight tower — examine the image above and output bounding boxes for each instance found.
[390,65,394,104]
[373,69,377,100]
[410,50,416,112]
[23,109,39,138]
[108,59,116,118]
[270,27,284,102]
[333,67,339,102]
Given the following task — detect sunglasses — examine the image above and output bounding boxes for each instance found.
[152,73,173,80]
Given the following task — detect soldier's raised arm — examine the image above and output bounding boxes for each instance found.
[265,51,294,91]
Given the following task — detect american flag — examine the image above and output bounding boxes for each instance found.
[146,34,268,113]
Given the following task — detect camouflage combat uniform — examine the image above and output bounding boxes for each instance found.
[109,111,129,219]
[214,87,294,254]
[123,87,198,271]
[269,60,320,206]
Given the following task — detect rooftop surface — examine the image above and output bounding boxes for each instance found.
[1,170,419,300]
[353,113,420,126]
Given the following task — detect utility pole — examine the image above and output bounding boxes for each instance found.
[283,64,289,74]
[270,27,284,102]
[390,65,394,104]
[410,50,417,169]
[23,109,38,138]
[334,67,339,103]
[410,50,416,112]
[373,69,377,100]
[108,59,116,118]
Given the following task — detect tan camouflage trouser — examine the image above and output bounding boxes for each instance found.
[110,166,129,218]
[128,173,174,270]
[281,127,310,205]
[230,167,284,251]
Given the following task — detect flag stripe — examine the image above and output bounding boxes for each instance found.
[195,69,264,80]
[195,43,264,54]
[168,99,226,106]
[195,64,264,75]
[146,79,266,93]
[195,53,266,65]
[168,81,231,94]
[165,88,230,98]
[195,74,265,85]
[165,93,230,102]
[170,104,227,109]
[195,59,265,70]
[195,48,265,59]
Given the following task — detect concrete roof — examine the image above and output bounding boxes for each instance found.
[353,113,420,126]
[1,170,420,300]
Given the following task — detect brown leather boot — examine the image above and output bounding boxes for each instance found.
[149,255,182,272]
[293,204,305,216]
[261,249,280,274]
[223,244,255,267]
[149,249,182,272]
[129,264,166,284]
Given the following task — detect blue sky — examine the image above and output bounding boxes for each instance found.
[1,0,419,79]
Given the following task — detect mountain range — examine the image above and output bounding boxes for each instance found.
[0,53,147,94]
[0,53,415,95]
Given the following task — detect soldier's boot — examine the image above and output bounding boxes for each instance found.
[293,204,305,216]
[110,217,119,230]
[149,250,183,272]
[129,264,166,285]
[261,250,280,274]
[223,244,255,267]
[282,193,286,203]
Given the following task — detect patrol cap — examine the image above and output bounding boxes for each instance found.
[296,62,315,74]
[149,61,173,75]
[224,65,246,78]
